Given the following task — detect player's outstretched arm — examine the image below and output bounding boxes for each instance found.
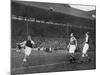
[31,40,35,45]
[20,41,26,45]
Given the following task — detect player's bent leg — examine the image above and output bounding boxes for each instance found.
[23,47,32,62]
[23,53,28,62]
[69,53,76,63]
[82,43,89,57]
[80,44,91,63]
[25,47,32,56]
[68,45,77,63]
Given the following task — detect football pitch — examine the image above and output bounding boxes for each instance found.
[11,49,96,75]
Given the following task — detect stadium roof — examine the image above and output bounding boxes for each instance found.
[12,1,96,20]
[11,1,96,30]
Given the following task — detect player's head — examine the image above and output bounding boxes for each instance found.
[70,33,74,37]
[27,35,31,40]
[86,32,89,36]
[86,32,89,34]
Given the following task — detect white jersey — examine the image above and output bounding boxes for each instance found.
[82,33,89,57]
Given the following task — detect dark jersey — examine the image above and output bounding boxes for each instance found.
[70,40,76,45]
[70,37,76,45]
[26,40,33,48]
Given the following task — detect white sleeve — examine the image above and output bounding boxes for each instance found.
[31,40,35,45]
[20,41,26,45]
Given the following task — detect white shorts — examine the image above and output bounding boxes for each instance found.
[82,43,89,54]
[69,45,76,53]
[24,46,32,56]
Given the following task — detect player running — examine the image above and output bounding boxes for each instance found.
[67,33,77,63]
[82,32,89,57]
[17,35,35,62]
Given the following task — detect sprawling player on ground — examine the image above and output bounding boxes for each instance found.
[67,33,77,63]
[17,35,35,62]
[82,32,89,57]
